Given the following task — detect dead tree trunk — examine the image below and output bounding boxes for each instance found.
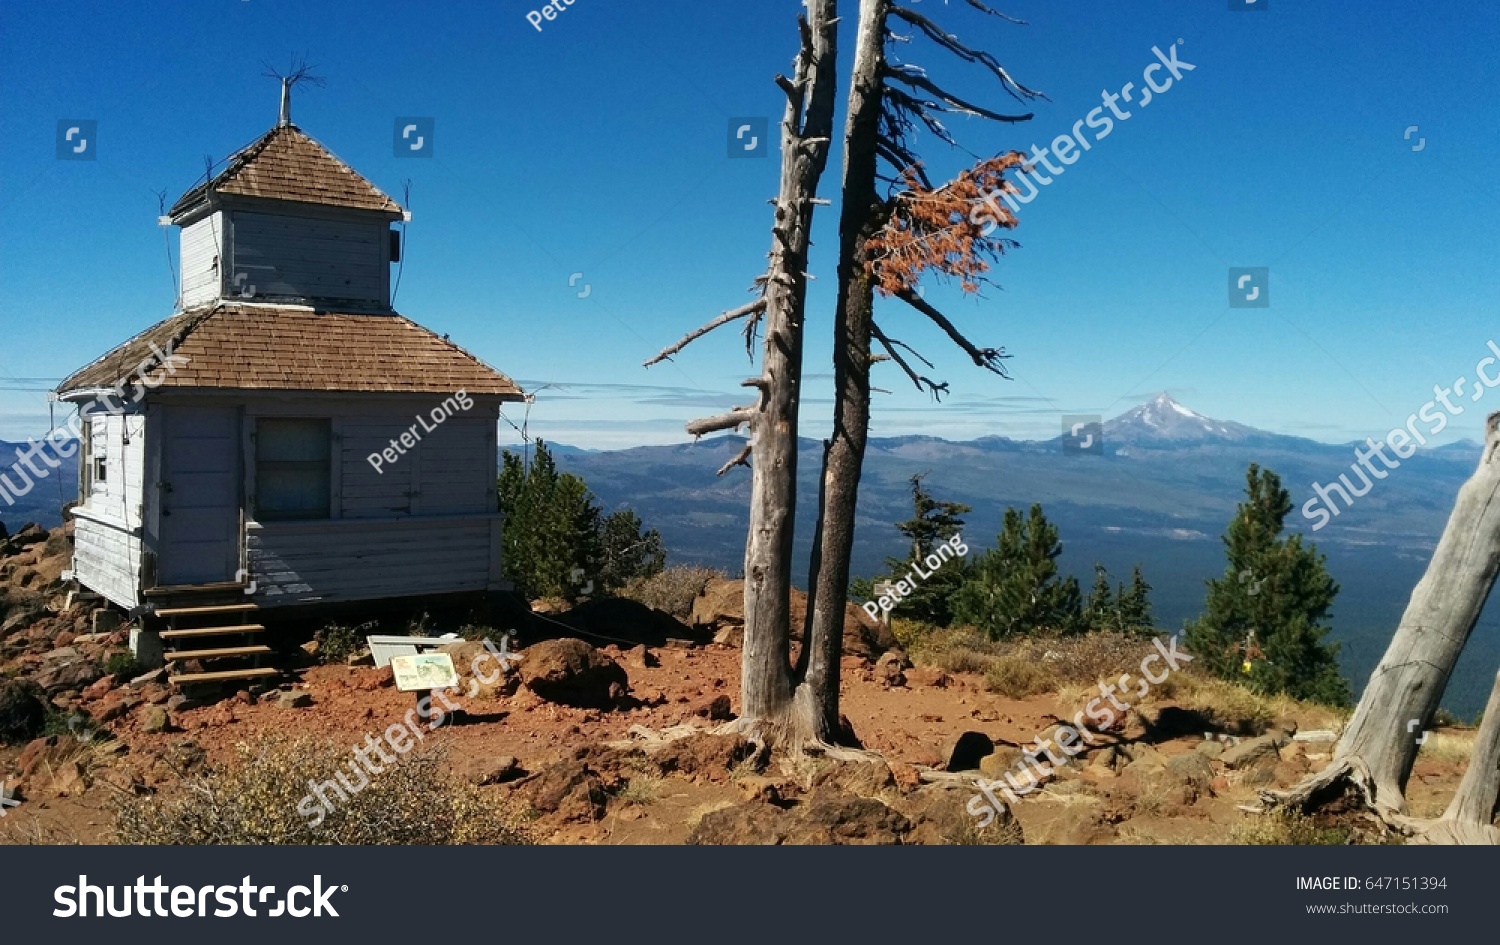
[1274,412,1500,825]
[799,0,890,739]
[1412,668,1500,844]
[647,1,841,749]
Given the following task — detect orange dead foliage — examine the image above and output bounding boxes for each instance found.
[867,152,1028,296]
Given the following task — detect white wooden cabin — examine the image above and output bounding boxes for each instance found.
[55,108,524,680]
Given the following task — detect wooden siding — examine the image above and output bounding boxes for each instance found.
[246,513,503,606]
[179,213,223,308]
[73,511,142,609]
[230,210,386,305]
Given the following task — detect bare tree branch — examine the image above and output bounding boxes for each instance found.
[686,407,755,438]
[962,0,1028,25]
[884,65,1033,122]
[890,5,1047,103]
[894,286,1011,376]
[871,321,949,399]
[644,298,767,367]
[716,443,753,476]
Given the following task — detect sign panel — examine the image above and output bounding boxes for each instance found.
[390,652,458,692]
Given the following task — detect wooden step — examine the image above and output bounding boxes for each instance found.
[169,667,280,686]
[166,645,273,662]
[155,603,259,618]
[160,624,265,640]
[146,581,253,598]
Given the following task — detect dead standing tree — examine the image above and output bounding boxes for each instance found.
[644,0,840,747]
[1272,412,1500,842]
[647,0,1038,750]
[799,0,1040,739]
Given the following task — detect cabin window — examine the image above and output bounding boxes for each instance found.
[255,419,332,521]
[87,419,108,497]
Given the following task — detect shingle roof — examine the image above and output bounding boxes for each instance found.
[56,304,523,399]
[169,125,402,216]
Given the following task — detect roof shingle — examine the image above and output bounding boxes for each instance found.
[170,125,402,216]
[56,304,523,399]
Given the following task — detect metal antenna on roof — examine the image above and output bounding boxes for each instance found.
[262,58,324,127]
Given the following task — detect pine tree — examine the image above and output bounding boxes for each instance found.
[498,441,662,601]
[953,504,1082,638]
[1086,564,1117,631]
[599,508,666,593]
[857,474,970,626]
[1185,464,1351,706]
[1116,565,1156,634]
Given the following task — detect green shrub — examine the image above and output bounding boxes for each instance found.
[313,621,375,665]
[104,650,142,680]
[113,734,533,845]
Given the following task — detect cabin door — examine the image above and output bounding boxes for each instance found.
[156,405,242,586]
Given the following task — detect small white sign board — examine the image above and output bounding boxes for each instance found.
[367,634,456,669]
[390,652,459,692]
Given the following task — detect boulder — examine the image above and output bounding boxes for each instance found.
[651,732,760,782]
[1220,733,1285,770]
[139,705,171,734]
[1164,752,1216,794]
[35,657,103,695]
[523,758,607,822]
[0,678,47,743]
[946,731,995,772]
[518,638,628,708]
[694,694,735,722]
[900,782,1024,845]
[876,650,907,688]
[689,790,911,845]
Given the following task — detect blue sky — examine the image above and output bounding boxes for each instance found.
[3,0,1498,449]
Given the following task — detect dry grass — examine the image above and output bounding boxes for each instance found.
[614,775,664,806]
[1162,674,1350,735]
[112,734,533,845]
[1418,728,1478,765]
[984,659,1060,699]
[1229,810,1353,846]
[619,565,724,620]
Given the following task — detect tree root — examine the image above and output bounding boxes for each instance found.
[1261,755,1413,833]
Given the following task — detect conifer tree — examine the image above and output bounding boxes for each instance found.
[954,503,1082,638]
[1186,464,1350,706]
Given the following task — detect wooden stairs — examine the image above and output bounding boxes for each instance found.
[147,585,280,688]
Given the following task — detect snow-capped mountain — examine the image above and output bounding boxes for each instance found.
[1102,392,1264,446]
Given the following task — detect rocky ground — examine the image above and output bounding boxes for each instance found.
[0,522,1475,845]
